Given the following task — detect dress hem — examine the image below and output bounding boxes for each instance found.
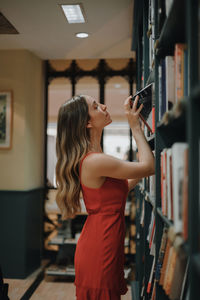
[74,281,128,296]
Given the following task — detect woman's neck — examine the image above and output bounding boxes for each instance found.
[89,128,103,153]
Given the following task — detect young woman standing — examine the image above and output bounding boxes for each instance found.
[56,94,155,300]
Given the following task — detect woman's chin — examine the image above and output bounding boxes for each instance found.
[105,119,112,127]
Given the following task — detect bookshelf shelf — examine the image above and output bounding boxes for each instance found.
[156,0,186,58]
[156,207,173,228]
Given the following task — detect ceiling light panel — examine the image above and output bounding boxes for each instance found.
[61,4,86,23]
[76,32,89,38]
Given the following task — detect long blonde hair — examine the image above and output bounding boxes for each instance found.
[56,95,90,220]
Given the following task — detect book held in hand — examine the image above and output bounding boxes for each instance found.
[131,83,154,133]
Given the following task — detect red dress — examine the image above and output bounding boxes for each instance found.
[74,152,129,300]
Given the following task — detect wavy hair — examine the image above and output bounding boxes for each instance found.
[56,95,90,220]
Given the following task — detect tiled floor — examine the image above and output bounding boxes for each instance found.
[5,270,132,300]
[30,280,132,300]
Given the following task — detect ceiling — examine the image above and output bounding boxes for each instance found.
[0,0,135,60]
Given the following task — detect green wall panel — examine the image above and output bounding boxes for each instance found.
[0,188,44,279]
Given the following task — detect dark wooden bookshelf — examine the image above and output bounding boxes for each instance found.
[132,0,200,300]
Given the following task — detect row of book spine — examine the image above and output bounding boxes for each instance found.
[144,225,188,300]
[148,0,174,72]
[158,43,188,122]
[143,44,187,134]
[139,140,189,299]
[139,175,155,199]
[160,142,188,239]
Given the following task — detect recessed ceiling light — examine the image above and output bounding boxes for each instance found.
[76,32,89,38]
[61,4,86,24]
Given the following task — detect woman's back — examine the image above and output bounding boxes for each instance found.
[74,152,129,299]
[79,152,129,215]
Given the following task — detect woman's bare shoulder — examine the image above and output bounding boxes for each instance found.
[84,152,119,165]
[83,151,154,180]
[83,152,124,175]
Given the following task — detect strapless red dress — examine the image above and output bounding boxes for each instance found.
[74,152,129,299]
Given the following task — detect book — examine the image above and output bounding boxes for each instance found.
[182,147,189,240]
[172,143,188,233]
[159,237,171,285]
[150,229,156,256]
[149,218,155,250]
[164,149,168,216]
[149,174,156,200]
[147,211,155,245]
[131,83,154,133]
[140,199,145,226]
[155,226,168,282]
[160,150,164,213]
[147,256,155,294]
[169,255,187,300]
[159,59,167,120]
[163,243,174,290]
[165,56,175,107]
[160,148,168,216]
[165,247,177,295]
[151,279,156,300]
[152,106,155,132]
[158,56,176,123]
[174,44,187,103]
[148,0,155,69]
[166,148,173,220]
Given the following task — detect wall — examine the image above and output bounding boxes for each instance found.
[0,50,44,190]
[0,50,44,278]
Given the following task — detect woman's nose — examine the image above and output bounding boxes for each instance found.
[101,104,107,111]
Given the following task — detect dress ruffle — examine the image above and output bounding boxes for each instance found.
[74,283,128,300]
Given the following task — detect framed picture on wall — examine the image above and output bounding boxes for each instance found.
[0,91,13,149]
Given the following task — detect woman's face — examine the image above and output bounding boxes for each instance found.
[85,95,112,129]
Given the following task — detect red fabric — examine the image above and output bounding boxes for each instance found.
[74,152,129,299]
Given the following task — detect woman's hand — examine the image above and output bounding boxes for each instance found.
[124,95,143,131]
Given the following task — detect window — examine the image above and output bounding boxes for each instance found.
[47,78,71,187]
[104,77,136,159]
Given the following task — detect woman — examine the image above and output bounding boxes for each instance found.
[56,94,155,300]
